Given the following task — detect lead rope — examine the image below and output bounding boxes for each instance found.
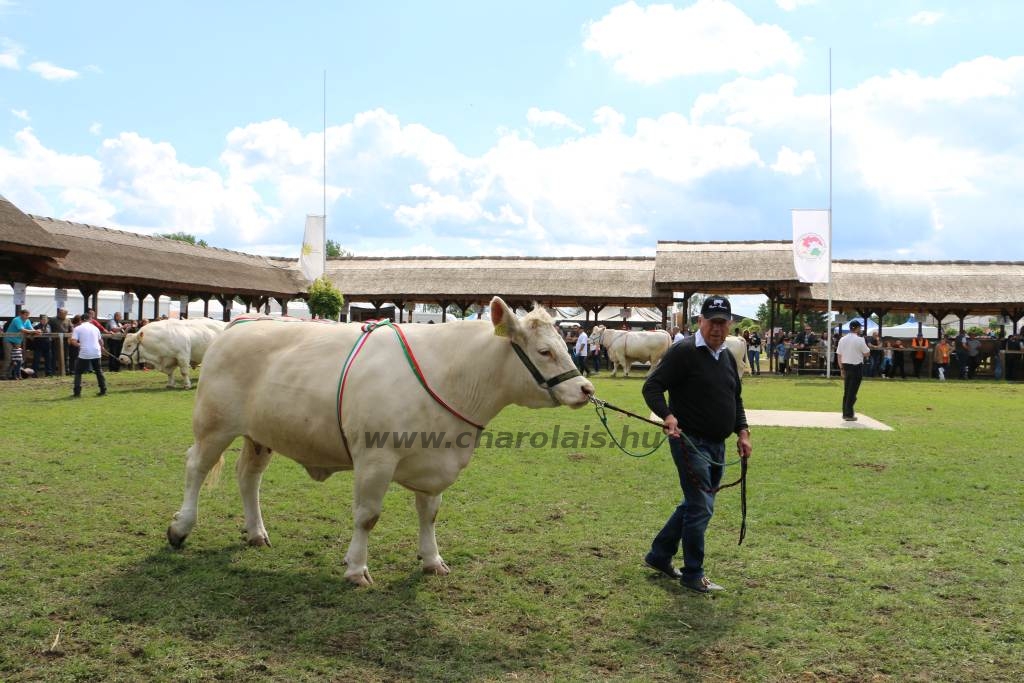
[590,396,748,545]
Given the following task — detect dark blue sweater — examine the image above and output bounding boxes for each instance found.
[642,338,748,442]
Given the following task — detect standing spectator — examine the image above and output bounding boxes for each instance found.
[8,342,24,379]
[892,340,907,379]
[641,295,751,593]
[966,333,982,379]
[31,314,56,377]
[775,334,790,374]
[793,323,818,374]
[590,338,602,374]
[574,326,591,377]
[4,309,39,379]
[910,334,929,378]
[50,308,73,374]
[1004,333,1023,381]
[70,312,107,398]
[106,312,125,372]
[747,329,762,375]
[881,341,894,378]
[564,325,579,357]
[838,320,871,421]
[955,330,970,379]
[934,337,951,380]
[866,331,883,377]
[671,326,684,344]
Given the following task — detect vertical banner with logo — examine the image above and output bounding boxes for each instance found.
[122,292,134,317]
[13,282,27,306]
[792,209,831,284]
[55,288,69,310]
[300,214,326,282]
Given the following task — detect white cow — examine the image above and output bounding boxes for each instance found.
[166,298,595,586]
[119,318,226,389]
[589,326,672,377]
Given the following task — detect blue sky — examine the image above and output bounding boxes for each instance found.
[3,0,1024,265]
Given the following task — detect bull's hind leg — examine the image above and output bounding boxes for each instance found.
[166,432,234,548]
[343,456,398,587]
[415,492,449,576]
[237,437,273,547]
[177,355,193,389]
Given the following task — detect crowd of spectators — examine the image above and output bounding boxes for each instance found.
[2,309,167,379]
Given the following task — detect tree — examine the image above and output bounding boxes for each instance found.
[307,276,344,320]
[160,232,208,247]
[326,239,353,258]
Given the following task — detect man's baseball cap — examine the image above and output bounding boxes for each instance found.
[849,320,862,329]
[701,296,731,321]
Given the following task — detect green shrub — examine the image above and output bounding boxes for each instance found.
[306,276,344,320]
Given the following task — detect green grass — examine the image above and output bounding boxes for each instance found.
[1,371,1022,682]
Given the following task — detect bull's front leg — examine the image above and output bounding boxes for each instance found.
[177,354,192,389]
[344,457,398,586]
[160,359,177,388]
[415,491,449,576]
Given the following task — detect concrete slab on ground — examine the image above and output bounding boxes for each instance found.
[745,409,892,431]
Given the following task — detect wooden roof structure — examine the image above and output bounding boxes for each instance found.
[655,241,802,298]
[0,194,1022,323]
[324,256,668,308]
[805,260,1024,317]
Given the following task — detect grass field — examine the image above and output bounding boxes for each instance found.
[1,370,1022,682]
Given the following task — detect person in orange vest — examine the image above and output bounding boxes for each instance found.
[911,333,930,378]
[934,337,951,380]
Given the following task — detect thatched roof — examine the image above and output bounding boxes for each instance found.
[29,216,303,297]
[655,241,799,294]
[326,256,666,306]
[0,196,67,257]
[805,260,1024,314]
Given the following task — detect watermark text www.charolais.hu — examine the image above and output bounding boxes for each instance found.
[361,425,663,450]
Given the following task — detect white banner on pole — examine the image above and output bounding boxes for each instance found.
[300,214,326,282]
[13,282,27,306]
[792,209,831,284]
[55,288,69,310]
[122,292,134,315]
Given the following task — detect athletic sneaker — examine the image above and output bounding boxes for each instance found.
[643,553,682,579]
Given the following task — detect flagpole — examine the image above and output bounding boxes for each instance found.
[826,48,834,379]
[322,68,327,277]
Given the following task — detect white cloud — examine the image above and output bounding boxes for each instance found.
[909,11,944,26]
[770,146,815,175]
[583,0,802,84]
[11,108,29,121]
[89,122,102,135]
[0,38,23,69]
[28,61,79,81]
[776,0,817,10]
[526,107,584,133]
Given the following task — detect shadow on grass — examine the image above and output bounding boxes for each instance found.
[92,545,540,681]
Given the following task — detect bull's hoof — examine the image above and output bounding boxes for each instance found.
[345,569,373,587]
[166,526,187,549]
[244,531,271,547]
[423,560,451,576]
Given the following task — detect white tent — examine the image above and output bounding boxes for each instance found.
[878,315,939,339]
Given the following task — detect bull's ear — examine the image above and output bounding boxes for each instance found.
[138,331,144,341]
[490,297,520,339]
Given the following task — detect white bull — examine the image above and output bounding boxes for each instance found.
[119,318,226,389]
[166,298,595,586]
[589,326,672,377]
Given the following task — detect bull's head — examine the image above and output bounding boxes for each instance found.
[118,331,141,368]
[490,297,594,408]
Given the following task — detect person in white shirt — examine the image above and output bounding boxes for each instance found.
[574,327,591,377]
[671,326,685,344]
[837,320,871,421]
[70,312,107,398]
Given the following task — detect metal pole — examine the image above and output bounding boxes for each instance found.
[826,48,834,379]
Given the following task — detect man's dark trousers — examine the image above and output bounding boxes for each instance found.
[73,358,107,396]
[649,434,724,582]
[842,363,864,418]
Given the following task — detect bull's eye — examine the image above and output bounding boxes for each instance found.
[538,348,552,358]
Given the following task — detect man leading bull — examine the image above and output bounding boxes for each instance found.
[641,295,752,593]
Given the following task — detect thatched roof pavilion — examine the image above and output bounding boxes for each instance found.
[655,240,802,299]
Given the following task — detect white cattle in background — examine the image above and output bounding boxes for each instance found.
[589,326,672,378]
[119,318,226,389]
[165,298,595,586]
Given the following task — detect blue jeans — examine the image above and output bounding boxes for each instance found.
[649,434,724,581]
[748,349,760,374]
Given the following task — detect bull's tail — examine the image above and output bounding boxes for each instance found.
[203,455,226,489]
